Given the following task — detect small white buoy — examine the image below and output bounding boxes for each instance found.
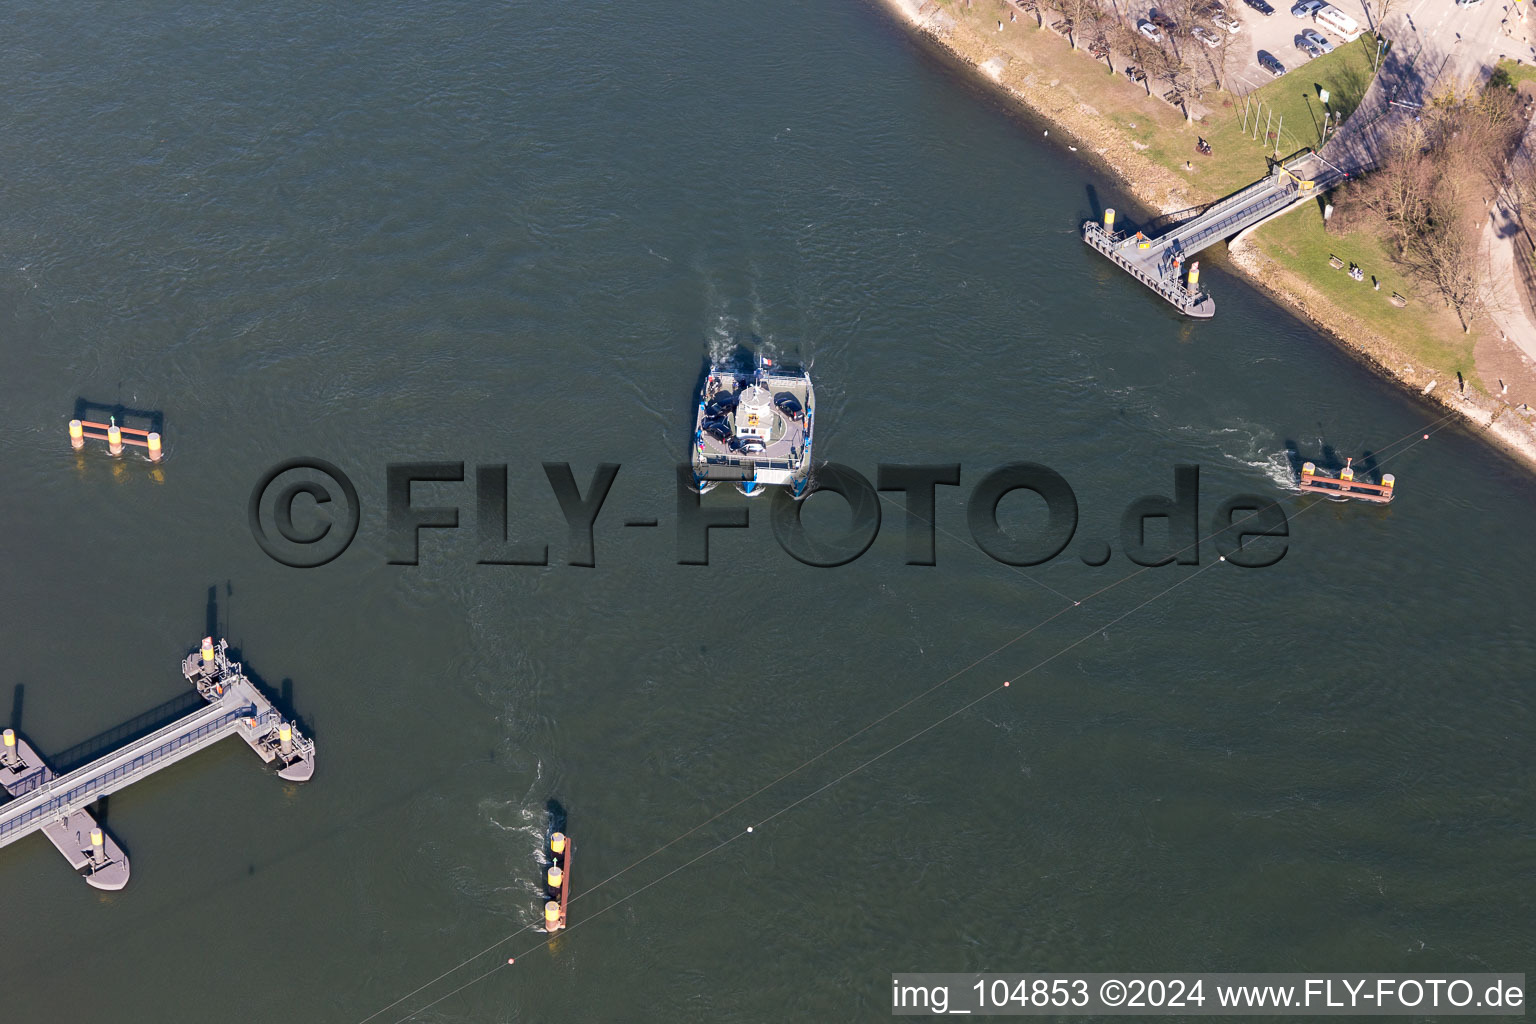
[746,826,754,833]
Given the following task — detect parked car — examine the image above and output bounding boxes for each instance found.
[1257,48,1286,74]
[1211,9,1243,30]
[1137,19,1164,40]
[1294,33,1323,57]
[1290,0,1325,17]
[1301,27,1335,51]
[1244,0,1276,14]
[1149,8,1178,29]
[1193,25,1223,46]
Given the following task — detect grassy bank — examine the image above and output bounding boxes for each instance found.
[1198,34,1381,170]
[1494,56,1536,90]
[1245,204,1478,383]
[928,1,1380,199]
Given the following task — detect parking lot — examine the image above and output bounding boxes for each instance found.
[1221,0,1369,93]
[1216,0,1524,93]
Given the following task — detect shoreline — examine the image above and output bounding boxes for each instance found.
[873,0,1536,474]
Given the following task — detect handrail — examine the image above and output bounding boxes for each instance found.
[42,699,231,794]
[0,704,246,845]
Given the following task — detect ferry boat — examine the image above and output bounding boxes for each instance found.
[690,354,814,497]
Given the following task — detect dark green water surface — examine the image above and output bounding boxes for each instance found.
[0,0,1531,1020]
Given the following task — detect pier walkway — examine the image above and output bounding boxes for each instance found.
[0,638,314,889]
[1083,151,1343,317]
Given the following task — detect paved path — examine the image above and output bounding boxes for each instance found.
[1483,199,1536,363]
[1484,113,1536,364]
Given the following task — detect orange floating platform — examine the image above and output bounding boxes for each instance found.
[543,831,572,932]
[1298,458,1395,503]
[68,417,162,459]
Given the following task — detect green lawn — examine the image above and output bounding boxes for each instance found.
[1247,200,1477,379]
[1195,33,1382,186]
[1493,57,1536,90]
[933,1,1384,202]
[1130,32,1385,198]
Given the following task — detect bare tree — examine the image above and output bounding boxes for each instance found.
[1402,190,1484,330]
[1208,14,1238,90]
[1112,24,1156,94]
[1364,0,1397,34]
[1060,0,1106,48]
[1348,121,1434,249]
[1334,89,1530,330]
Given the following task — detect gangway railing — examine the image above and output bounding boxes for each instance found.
[1081,153,1337,318]
[0,702,247,847]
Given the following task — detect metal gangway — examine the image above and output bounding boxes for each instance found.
[1082,152,1343,318]
[0,638,314,889]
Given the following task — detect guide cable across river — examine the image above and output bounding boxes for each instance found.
[359,410,1461,1024]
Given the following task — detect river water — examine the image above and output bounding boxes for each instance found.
[1,0,1531,1020]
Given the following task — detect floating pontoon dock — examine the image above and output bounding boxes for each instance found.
[543,830,572,932]
[0,638,314,889]
[1082,152,1343,318]
[1298,458,1396,503]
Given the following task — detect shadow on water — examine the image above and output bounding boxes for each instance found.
[206,584,219,640]
[72,398,164,435]
[51,692,207,773]
[206,578,311,739]
[1285,437,1385,480]
[206,580,310,736]
[545,798,567,843]
[9,682,22,732]
[205,580,234,641]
